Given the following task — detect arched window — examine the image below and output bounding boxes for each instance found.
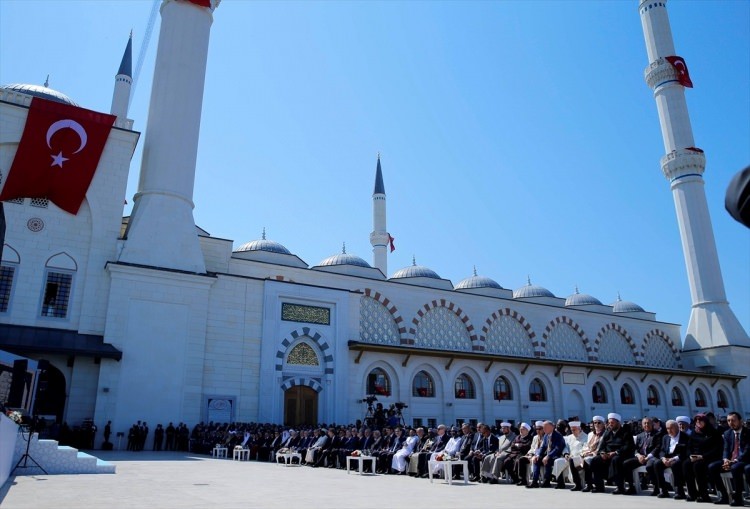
[592,382,607,404]
[620,384,635,405]
[413,371,434,398]
[454,374,475,399]
[717,389,729,411]
[286,343,320,366]
[529,378,547,402]
[494,376,513,401]
[695,388,707,408]
[671,387,684,407]
[367,368,391,397]
[647,385,659,406]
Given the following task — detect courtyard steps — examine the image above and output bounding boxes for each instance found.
[12,432,115,475]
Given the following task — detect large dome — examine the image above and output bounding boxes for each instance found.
[455,269,502,290]
[612,296,645,313]
[317,252,370,268]
[391,258,440,280]
[513,278,555,299]
[1,83,78,106]
[565,288,603,307]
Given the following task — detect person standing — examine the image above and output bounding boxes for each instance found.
[154,424,164,451]
[165,422,175,451]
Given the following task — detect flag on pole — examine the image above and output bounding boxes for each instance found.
[665,56,693,88]
[388,233,396,253]
[186,0,212,7]
[0,97,116,215]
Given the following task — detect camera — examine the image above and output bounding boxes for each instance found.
[363,395,378,405]
[394,402,408,410]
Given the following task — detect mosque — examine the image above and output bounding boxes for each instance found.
[0,0,747,436]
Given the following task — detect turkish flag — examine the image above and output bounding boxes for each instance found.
[0,97,115,215]
[388,233,396,253]
[665,56,693,88]
[185,0,212,7]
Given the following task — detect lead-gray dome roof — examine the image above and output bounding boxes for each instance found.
[235,229,291,255]
[318,245,371,268]
[455,268,502,290]
[565,287,603,306]
[391,257,440,280]
[1,83,78,106]
[612,296,644,313]
[513,277,555,299]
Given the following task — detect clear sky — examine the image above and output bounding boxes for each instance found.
[1,0,748,340]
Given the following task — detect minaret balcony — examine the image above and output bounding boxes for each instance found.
[660,148,706,181]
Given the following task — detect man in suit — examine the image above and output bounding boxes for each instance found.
[590,412,636,494]
[482,422,517,483]
[708,411,750,506]
[652,419,689,499]
[418,425,448,477]
[528,420,566,488]
[378,427,405,473]
[468,423,499,482]
[621,416,662,493]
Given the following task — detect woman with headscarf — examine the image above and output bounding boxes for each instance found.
[682,413,722,502]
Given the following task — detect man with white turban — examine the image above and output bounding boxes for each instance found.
[589,412,635,494]
[552,421,588,489]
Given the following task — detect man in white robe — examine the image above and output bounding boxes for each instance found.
[431,426,464,478]
[392,428,419,473]
[552,421,588,488]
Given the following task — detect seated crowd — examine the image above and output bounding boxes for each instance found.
[185,410,749,505]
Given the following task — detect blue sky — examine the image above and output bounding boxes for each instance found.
[1,0,748,338]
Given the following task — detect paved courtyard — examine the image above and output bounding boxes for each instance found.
[0,451,722,509]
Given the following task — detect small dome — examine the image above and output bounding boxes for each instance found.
[235,229,292,255]
[1,83,78,105]
[391,257,440,280]
[455,268,502,290]
[513,277,555,299]
[612,296,644,313]
[318,253,370,268]
[565,287,603,307]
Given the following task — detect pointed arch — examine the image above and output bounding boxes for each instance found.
[359,288,406,337]
[359,292,401,346]
[594,323,638,364]
[480,308,538,356]
[642,329,681,368]
[361,359,400,399]
[275,327,333,374]
[45,252,77,271]
[541,316,592,361]
[410,299,477,351]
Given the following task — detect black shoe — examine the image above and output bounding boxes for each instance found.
[625,486,637,495]
[658,493,671,498]
[582,485,592,493]
[516,480,526,486]
[714,496,729,505]
[541,481,552,488]
[527,482,540,489]
[612,488,626,495]
[555,483,566,490]
[697,496,711,503]
[675,492,688,500]
[489,478,498,485]
[729,502,744,507]
[571,485,582,492]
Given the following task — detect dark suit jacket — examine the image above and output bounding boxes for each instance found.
[430,433,448,453]
[657,432,689,460]
[722,427,750,463]
[458,432,475,458]
[635,430,661,457]
[477,434,500,455]
[539,430,565,459]
[597,426,635,458]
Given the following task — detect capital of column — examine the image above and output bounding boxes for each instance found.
[644,57,680,90]
[660,148,706,181]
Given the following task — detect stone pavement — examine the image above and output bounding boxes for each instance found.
[0,451,720,509]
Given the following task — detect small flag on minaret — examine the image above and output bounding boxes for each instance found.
[665,56,693,88]
[185,0,212,7]
[388,234,396,253]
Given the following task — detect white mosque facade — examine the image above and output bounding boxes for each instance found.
[0,0,748,435]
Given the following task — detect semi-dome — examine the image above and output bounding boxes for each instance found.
[235,229,291,255]
[391,257,440,280]
[513,277,555,299]
[565,287,603,306]
[317,244,370,268]
[455,268,502,290]
[612,295,645,313]
[1,83,78,106]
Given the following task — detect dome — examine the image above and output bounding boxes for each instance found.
[565,288,603,307]
[1,83,78,106]
[235,230,291,255]
[455,268,502,290]
[512,278,555,299]
[318,253,370,268]
[612,296,644,313]
[391,257,440,280]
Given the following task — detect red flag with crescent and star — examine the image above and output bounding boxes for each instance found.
[0,97,116,214]
[665,56,693,88]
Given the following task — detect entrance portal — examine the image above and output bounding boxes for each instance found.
[284,386,318,426]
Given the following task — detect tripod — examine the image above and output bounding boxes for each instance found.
[12,422,48,475]
[362,404,376,429]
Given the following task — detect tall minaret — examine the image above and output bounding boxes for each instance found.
[110,32,132,119]
[370,154,389,276]
[639,0,749,351]
[120,0,220,274]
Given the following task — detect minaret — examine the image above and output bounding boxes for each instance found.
[639,0,749,351]
[370,154,388,276]
[110,32,132,119]
[120,0,220,274]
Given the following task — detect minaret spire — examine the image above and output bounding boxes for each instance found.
[370,153,389,276]
[110,31,133,119]
[639,0,748,350]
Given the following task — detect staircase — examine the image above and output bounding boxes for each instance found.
[12,432,115,475]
